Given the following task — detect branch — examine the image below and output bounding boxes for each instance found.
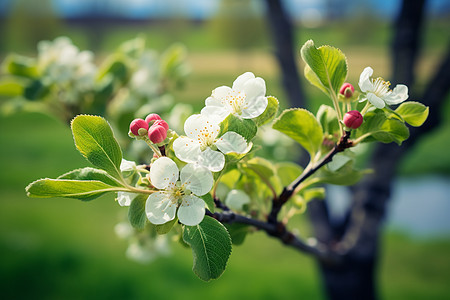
[206,209,340,264]
[268,131,353,224]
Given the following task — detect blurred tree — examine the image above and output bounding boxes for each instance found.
[265,0,450,299]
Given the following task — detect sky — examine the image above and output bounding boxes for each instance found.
[2,0,449,20]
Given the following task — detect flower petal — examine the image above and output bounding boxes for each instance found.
[117,191,136,207]
[359,67,374,92]
[180,163,213,196]
[241,95,268,119]
[145,192,177,225]
[211,86,232,100]
[197,147,225,172]
[215,131,248,154]
[177,195,206,226]
[150,157,179,190]
[200,105,230,122]
[243,77,266,100]
[173,136,202,164]
[367,92,386,109]
[384,84,409,105]
[184,114,220,141]
[120,159,136,172]
[232,72,255,91]
[225,189,250,211]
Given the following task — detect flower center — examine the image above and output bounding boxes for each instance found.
[372,77,391,97]
[223,90,246,115]
[195,120,219,151]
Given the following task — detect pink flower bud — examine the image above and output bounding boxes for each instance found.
[145,113,162,125]
[339,83,355,98]
[153,119,169,131]
[129,118,149,136]
[343,110,363,129]
[148,125,167,144]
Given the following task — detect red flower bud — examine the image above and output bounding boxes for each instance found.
[145,113,162,125]
[153,119,169,131]
[343,110,363,129]
[339,83,355,98]
[148,125,167,144]
[130,118,149,136]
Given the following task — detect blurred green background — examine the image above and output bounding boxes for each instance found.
[1,0,450,299]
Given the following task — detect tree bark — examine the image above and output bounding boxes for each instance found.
[264,0,306,109]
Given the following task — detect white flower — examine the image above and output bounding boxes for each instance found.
[145,157,213,226]
[117,192,136,207]
[359,67,409,109]
[225,189,250,211]
[201,72,268,122]
[173,114,248,172]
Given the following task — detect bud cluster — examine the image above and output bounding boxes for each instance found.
[129,113,169,144]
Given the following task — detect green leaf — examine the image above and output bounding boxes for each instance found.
[242,157,275,179]
[128,194,148,230]
[316,104,339,135]
[0,79,24,97]
[24,80,49,100]
[220,114,257,142]
[272,108,323,157]
[201,193,215,213]
[356,110,410,145]
[395,101,429,127]
[300,40,348,95]
[97,56,128,83]
[182,216,232,281]
[253,96,279,126]
[58,167,123,187]
[302,187,326,202]
[225,223,250,245]
[71,115,123,179]
[156,217,178,235]
[313,160,369,186]
[2,54,38,78]
[275,162,303,187]
[26,178,121,201]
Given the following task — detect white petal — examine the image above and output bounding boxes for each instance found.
[243,77,266,100]
[241,95,268,119]
[120,159,136,172]
[180,163,213,196]
[150,157,179,190]
[211,86,232,100]
[359,67,374,92]
[173,136,201,164]
[384,84,409,105]
[367,93,386,109]
[232,72,255,91]
[225,189,250,211]
[117,192,136,207]
[204,96,224,109]
[215,131,248,154]
[200,105,229,122]
[145,192,177,225]
[177,195,206,226]
[184,114,220,140]
[197,147,225,172]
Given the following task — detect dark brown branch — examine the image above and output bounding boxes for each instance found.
[206,209,340,264]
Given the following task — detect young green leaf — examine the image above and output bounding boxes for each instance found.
[253,96,279,126]
[220,114,257,142]
[71,115,123,179]
[128,194,148,230]
[395,101,429,127]
[2,54,38,79]
[201,193,215,213]
[156,217,178,235]
[0,79,24,97]
[26,178,122,201]
[356,110,410,145]
[316,104,339,135]
[58,167,123,187]
[300,40,348,95]
[182,216,232,281]
[272,108,323,158]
